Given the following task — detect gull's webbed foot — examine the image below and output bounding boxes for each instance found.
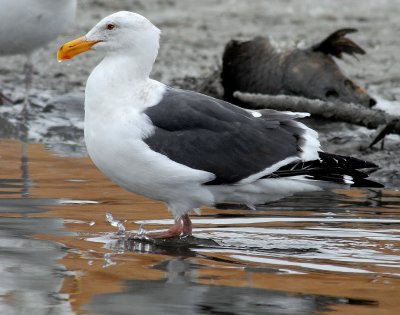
[132,213,192,240]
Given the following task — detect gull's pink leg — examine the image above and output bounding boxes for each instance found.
[139,213,192,239]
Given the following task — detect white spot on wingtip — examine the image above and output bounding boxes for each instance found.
[282,111,310,118]
[251,111,262,118]
[343,175,354,185]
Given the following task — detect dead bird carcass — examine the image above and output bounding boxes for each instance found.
[221,28,376,107]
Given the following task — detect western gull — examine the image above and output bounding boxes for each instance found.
[57,11,382,239]
[0,0,77,110]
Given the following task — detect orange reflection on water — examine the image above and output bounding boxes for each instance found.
[1,139,399,315]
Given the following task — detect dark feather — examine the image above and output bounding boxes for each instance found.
[267,152,383,188]
[144,88,309,185]
[312,28,366,58]
[143,88,382,188]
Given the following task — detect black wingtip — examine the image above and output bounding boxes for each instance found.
[317,152,384,188]
[312,28,366,58]
[317,152,379,170]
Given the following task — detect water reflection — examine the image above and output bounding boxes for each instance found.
[0,140,95,315]
[20,143,31,197]
[87,258,376,315]
[0,193,71,315]
[0,140,399,315]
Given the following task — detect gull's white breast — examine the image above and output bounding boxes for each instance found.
[84,66,215,214]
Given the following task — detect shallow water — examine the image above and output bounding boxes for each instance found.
[0,139,399,315]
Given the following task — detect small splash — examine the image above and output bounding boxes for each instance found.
[103,253,116,268]
[117,222,126,234]
[89,221,96,226]
[193,208,201,215]
[105,212,126,236]
[137,223,147,236]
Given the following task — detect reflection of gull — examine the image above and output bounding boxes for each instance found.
[0,0,77,110]
[20,142,31,197]
[88,259,356,315]
[0,216,72,314]
[57,11,381,240]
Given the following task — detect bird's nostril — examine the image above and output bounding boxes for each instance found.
[369,98,377,107]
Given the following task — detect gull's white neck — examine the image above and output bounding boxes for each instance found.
[85,52,166,116]
[98,53,154,83]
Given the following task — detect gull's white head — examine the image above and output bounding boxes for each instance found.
[57,11,161,62]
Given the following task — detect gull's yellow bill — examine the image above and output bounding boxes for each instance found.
[57,36,100,61]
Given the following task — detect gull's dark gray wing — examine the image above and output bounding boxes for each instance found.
[143,88,311,185]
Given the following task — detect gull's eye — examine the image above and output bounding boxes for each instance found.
[106,23,115,30]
